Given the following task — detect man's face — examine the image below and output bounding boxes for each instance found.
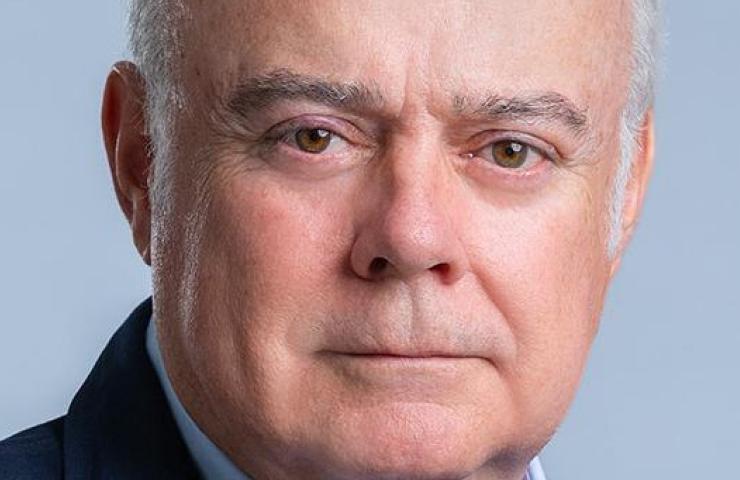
[143,0,639,478]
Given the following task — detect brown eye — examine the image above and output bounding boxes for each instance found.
[295,128,332,153]
[491,140,529,168]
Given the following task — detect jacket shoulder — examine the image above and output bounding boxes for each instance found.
[0,416,64,479]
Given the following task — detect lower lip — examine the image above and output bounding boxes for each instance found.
[323,352,485,384]
[339,354,470,364]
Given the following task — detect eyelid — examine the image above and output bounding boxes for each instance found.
[278,127,346,154]
[469,131,563,164]
[264,115,368,148]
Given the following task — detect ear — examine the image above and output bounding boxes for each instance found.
[102,61,153,266]
[609,110,655,278]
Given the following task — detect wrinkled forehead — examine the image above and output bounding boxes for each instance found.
[179,0,632,118]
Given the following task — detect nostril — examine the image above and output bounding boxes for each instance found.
[431,263,450,276]
[369,257,388,276]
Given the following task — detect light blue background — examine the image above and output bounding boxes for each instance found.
[1,2,738,479]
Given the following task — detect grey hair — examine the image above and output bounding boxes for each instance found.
[127,0,187,164]
[610,0,662,258]
[127,0,661,258]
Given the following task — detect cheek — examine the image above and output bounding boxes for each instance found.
[165,169,359,441]
[466,178,610,430]
[197,170,355,337]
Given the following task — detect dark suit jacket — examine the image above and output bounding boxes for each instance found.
[0,298,202,479]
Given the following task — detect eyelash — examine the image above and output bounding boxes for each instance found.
[264,118,353,152]
[475,132,558,158]
[262,118,561,174]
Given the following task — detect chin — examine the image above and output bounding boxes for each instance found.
[304,403,502,480]
[322,447,481,480]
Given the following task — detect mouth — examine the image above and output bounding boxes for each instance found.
[332,351,469,358]
[322,350,488,369]
[335,352,478,361]
[319,350,490,394]
[325,345,484,359]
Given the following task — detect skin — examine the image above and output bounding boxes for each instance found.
[102,1,654,479]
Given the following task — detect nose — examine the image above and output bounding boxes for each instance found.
[349,144,469,285]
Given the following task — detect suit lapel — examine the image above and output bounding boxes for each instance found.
[63,298,201,479]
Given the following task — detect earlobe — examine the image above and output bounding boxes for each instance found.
[102,61,153,265]
[609,110,655,278]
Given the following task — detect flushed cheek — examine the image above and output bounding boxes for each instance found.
[172,172,358,442]
[468,188,608,425]
[188,168,365,387]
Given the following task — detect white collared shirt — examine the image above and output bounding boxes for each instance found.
[146,316,547,480]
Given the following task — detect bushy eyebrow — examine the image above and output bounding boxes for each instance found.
[224,69,385,116]
[221,69,590,138]
[453,92,590,137]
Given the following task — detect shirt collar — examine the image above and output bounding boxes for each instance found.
[146,315,546,480]
[146,315,251,480]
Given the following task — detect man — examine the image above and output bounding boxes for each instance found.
[0,0,660,478]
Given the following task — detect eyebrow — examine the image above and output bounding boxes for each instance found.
[222,69,589,137]
[224,69,385,117]
[453,92,590,137]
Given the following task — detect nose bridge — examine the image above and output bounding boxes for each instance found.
[384,147,448,256]
[350,137,468,284]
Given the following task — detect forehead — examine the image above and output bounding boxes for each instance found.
[182,0,632,117]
